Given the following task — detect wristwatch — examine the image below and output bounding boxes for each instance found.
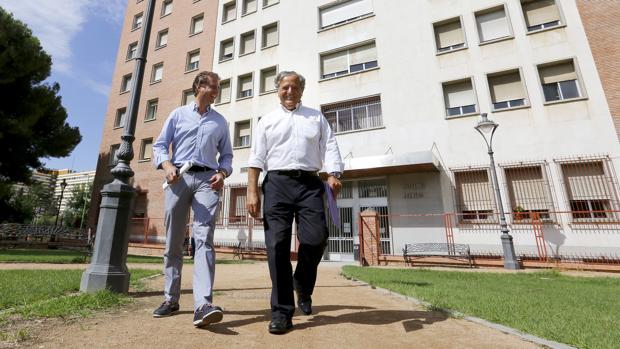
[217,169,228,178]
[329,171,342,179]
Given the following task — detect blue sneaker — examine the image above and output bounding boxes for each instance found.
[193,304,223,327]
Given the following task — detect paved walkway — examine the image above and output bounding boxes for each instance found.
[25,262,541,349]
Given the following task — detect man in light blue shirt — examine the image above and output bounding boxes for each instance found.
[151,71,233,328]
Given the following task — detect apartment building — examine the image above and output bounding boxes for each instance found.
[91,0,620,262]
[55,170,96,213]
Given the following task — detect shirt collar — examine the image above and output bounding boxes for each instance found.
[192,101,211,115]
[280,101,302,113]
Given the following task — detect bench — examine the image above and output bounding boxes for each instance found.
[402,243,472,267]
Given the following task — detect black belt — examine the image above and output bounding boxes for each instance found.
[270,170,317,178]
[186,165,213,172]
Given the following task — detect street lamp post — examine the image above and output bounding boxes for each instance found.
[474,113,521,270]
[55,179,67,226]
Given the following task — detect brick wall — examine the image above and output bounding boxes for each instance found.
[576,0,620,141]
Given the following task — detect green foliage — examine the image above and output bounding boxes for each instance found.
[342,266,620,349]
[0,179,57,223]
[0,8,81,184]
[62,183,92,228]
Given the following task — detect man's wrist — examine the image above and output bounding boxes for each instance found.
[217,168,229,178]
[329,171,342,179]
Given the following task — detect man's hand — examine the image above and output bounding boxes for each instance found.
[162,161,179,185]
[210,172,225,190]
[247,190,261,218]
[327,175,342,197]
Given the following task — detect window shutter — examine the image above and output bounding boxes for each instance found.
[476,9,510,42]
[505,167,549,210]
[322,51,348,76]
[262,69,276,91]
[143,141,153,159]
[242,33,255,52]
[219,81,231,103]
[350,43,376,65]
[489,72,525,102]
[435,20,464,48]
[238,123,251,137]
[241,77,253,92]
[245,0,257,13]
[456,171,494,211]
[539,61,577,84]
[224,41,234,56]
[193,17,203,33]
[563,162,611,200]
[320,0,372,28]
[263,25,278,47]
[225,4,236,20]
[159,32,168,46]
[444,80,475,108]
[523,0,560,27]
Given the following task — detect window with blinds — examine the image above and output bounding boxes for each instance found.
[442,79,477,117]
[454,170,496,222]
[156,29,168,47]
[219,38,234,61]
[191,14,204,35]
[182,89,194,105]
[263,0,278,8]
[242,0,257,15]
[126,42,137,60]
[151,63,163,83]
[140,139,153,160]
[132,13,143,30]
[222,1,236,23]
[240,31,256,55]
[487,70,527,110]
[261,22,278,48]
[161,0,172,17]
[319,0,373,30]
[145,99,158,121]
[109,144,120,166]
[433,18,466,53]
[186,50,200,71]
[475,6,512,43]
[561,160,617,220]
[216,79,231,104]
[235,120,251,147]
[521,0,561,32]
[322,95,382,134]
[229,186,248,225]
[260,66,277,93]
[538,60,581,102]
[504,166,554,221]
[114,108,126,128]
[320,41,377,79]
[121,74,132,93]
[237,74,253,99]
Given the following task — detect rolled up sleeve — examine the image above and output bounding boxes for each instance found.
[152,112,176,169]
[320,113,344,173]
[248,119,267,171]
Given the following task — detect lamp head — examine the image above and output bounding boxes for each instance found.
[475,113,498,135]
[60,179,67,189]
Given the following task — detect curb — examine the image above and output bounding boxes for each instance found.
[343,275,576,349]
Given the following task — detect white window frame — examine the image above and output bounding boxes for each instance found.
[126,42,138,61]
[182,89,194,105]
[156,29,169,48]
[161,0,173,17]
[537,58,587,105]
[319,40,378,80]
[114,108,126,129]
[239,30,256,56]
[242,0,257,16]
[132,13,143,30]
[321,95,383,134]
[151,63,164,83]
[432,16,467,55]
[216,78,231,104]
[262,0,279,8]
[259,66,278,94]
[219,37,235,62]
[318,0,374,31]
[474,4,514,45]
[186,50,200,72]
[520,0,565,34]
[139,138,153,161]
[120,74,132,93]
[222,1,237,23]
[442,77,478,118]
[145,99,158,121]
[237,73,254,100]
[234,120,252,148]
[485,68,530,112]
[190,14,204,35]
[261,22,279,49]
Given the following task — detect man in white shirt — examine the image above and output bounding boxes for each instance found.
[247,71,344,334]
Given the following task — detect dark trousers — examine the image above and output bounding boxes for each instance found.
[263,172,328,319]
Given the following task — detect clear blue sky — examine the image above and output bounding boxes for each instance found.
[0,0,127,172]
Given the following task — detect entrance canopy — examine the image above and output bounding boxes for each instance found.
[340,151,440,178]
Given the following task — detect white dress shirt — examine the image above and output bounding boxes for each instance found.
[248,103,344,174]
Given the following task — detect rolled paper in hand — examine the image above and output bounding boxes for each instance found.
[162,161,194,190]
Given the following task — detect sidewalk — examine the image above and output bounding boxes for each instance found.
[34,261,541,349]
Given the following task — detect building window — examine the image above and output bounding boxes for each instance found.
[109,144,120,166]
[151,63,163,83]
[186,50,200,72]
[145,99,158,121]
[261,22,278,49]
[487,69,527,111]
[454,170,496,222]
[239,30,256,55]
[182,89,194,105]
[216,79,231,104]
[322,95,382,133]
[320,41,377,79]
[263,0,278,8]
[156,29,168,48]
[319,0,373,30]
[237,74,253,99]
[475,5,512,43]
[521,0,562,32]
[561,160,617,220]
[504,165,554,222]
[242,0,257,15]
[538,60,582,103]
[234,120,251,148]
[121,74,132,93]
[191,14,204,35]
[114,108,126,128]
[260,66,277,93]
[222,1,236,23]
[219,38,234,61]
[126,42,138,60]
[132,13,143,30]
[229,186,248,225]
[443,78,477,117]
[139,138,153,161]
[161,0,173,17]
[433,18,466,53]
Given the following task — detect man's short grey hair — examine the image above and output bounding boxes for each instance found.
[274,71,305,90]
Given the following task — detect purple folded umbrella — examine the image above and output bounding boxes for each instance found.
[324,182,340,226]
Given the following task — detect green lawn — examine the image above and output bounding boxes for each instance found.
[342,266,619,349]
[0,249,253,264]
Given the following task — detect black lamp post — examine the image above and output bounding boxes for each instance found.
[55,179,67,226]
[474,113,521,270]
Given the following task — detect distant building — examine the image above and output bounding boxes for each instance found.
[54,170,96,213]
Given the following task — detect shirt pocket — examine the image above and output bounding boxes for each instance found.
[301,119,320,141]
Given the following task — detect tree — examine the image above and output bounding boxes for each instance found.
[0,8,81,184]
[62,183,92,228]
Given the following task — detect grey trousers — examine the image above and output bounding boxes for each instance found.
[163,170,219,310]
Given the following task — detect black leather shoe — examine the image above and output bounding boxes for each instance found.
[297,293,312,315]
[268,318,293,334]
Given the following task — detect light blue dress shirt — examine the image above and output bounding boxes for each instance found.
[152,102,233,176]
